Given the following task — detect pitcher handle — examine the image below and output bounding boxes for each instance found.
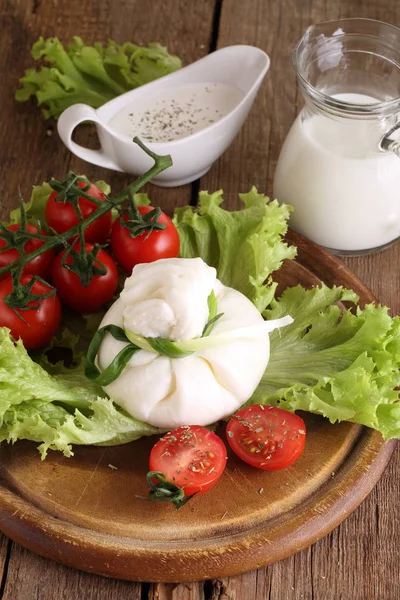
[57,104,123,171]
[380,121,400,157]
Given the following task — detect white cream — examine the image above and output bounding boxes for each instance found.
[97,258,290,429]
[108,82,244,142]
[273,93,400,251]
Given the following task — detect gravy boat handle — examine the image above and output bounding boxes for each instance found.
[57,104,123,171]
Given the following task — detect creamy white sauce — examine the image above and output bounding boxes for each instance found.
[273,93,400,251]
[108,82,244,142]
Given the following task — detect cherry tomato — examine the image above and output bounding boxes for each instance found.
[45,180,112,243]
[226,405,306,470]
[51,243,118,313]
[0,275,61,349]
[0,224,54,281]
[110,206,180,274]
[149,425,227,497]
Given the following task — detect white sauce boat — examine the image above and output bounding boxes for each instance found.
[57,45,270,187]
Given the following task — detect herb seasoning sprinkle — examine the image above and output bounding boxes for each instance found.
[109,82,244,143]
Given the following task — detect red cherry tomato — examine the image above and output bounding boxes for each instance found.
[149,425,227,497]
[45,180,111,243]
[0,275,61,349]
[0,224,54,281]
[110,206,180,274]
[226,405,306,470]
[51,243,118,313]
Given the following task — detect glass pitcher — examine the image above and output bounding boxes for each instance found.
[273,18,400,255]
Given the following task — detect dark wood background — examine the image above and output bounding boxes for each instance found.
[0,0,399,598]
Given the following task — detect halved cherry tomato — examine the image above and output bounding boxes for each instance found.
[45,180,111,244]
[226,405,306,470]
[149,425,227,497]
[0,275,61,349]
[110,206,180,274]
[51,243,118,313]
[0,224,54,281]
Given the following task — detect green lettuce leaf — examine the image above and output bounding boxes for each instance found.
[102,41,182,88]
[94,180,111,196]
[8,180,108,229]
[32,325,89,379]
[16,36,181,119]
[2,397,160,459]
[132,193,151,206]
[248,284,400,439]
[66,37,127,97]
[9,182,53,229]
[0,328,161,458]
[174,187,296,313]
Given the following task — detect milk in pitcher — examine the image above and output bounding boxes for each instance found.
[274,93,400,252]
[274,18,400,254]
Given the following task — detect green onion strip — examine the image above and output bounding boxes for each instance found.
[85,291,223,386]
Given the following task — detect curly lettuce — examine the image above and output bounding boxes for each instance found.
[0,328,161,458]
[16,36,181,119]
[174,187,296,313]
[249,284,400,439]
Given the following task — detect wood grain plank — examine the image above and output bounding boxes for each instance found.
[0,0,214,220]
[68,0,217,216]
[0,0,215,597]
[1,546,142,600]
[0,0,399,597]
[205,570,272,600]
[197,0,400,599]
[149,582,204,600]
[0,538,11,594]
[199,0,311,201]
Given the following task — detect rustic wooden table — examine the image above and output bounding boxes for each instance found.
[0,0,399,598]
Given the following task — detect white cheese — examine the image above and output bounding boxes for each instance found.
[97,258,290,429]
[121,257,215,341]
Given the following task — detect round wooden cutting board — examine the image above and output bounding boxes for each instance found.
[0,231,396,582]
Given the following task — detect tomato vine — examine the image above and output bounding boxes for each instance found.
[0,138,172,312]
